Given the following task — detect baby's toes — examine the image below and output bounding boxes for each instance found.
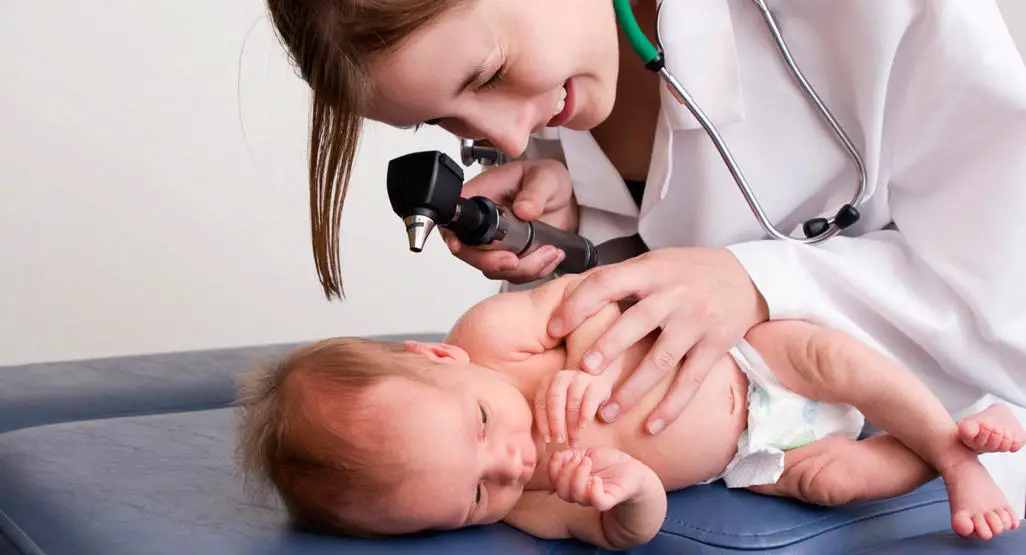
[985,510,1005,536]
[975,425,994,448]
[986,430,1008,452]
[958,418,980,439]
[972,513,994,540]
[958,419,983,449]
[952,511,976,538]
[997,508,1017,533]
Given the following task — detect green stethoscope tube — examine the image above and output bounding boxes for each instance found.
[610,0,868,244]
[613,0,661,69]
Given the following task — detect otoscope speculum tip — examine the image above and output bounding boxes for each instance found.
[404,214,436,253]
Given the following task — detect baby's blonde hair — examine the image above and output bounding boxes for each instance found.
[234,337,434,536]
[266,0,471,299]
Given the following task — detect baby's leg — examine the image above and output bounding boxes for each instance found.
[748,434,937,506]
[958,403,1026,454]
[745,320,1022,540]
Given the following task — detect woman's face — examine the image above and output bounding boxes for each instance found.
[364,0,621,158]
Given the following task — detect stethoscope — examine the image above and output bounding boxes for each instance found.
[461,0,868,243]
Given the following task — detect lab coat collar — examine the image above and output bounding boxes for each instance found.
[656,0,746,130]
[528,0,746,218]
[560,129,640,217]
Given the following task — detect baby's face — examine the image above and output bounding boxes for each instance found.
[367,343,539,534]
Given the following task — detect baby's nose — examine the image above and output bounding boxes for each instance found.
[489,442,522,484]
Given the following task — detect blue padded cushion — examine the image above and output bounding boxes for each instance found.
[1,339,1022,554]
[1,406,1021,555]
[0,334,441,435]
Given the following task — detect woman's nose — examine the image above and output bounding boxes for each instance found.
[465,102,538,159]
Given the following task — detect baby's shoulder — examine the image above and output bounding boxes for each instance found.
[444,279,576,365]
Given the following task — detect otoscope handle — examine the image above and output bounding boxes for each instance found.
[455,197,598,274]
[531,219,600,275]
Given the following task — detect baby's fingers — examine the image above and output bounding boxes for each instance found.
[552,451,577,500]
[566,454,594,504]
[580,383,610,433]
[566,377,590,446]
[546,372,573,444]
[588,476,617,512]
[534,375,552,443]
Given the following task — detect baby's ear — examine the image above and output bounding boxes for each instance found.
[403,340,470,363]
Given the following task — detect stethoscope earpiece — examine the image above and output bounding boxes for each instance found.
[803,204,861,239]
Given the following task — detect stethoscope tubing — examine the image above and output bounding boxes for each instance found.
[616,0,868,244]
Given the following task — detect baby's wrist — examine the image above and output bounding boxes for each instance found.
[604,464,666,548]
[623,461,664,506]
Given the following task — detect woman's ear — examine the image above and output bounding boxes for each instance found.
[403,340,470,363]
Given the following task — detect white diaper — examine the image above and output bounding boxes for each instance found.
[702,339,866,488]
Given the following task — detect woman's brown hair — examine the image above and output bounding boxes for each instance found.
[267,0,468,299]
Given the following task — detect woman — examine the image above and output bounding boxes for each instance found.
[267,0,1026,512]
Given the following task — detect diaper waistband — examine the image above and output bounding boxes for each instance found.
[727,339,801,400]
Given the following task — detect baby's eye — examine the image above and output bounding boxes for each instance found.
[479,403,488,433]
[475,484,482,504]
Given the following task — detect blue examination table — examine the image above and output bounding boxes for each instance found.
[1,333,1022,554]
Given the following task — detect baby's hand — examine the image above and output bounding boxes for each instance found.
[535,369,612,446]
[548,447,652,512]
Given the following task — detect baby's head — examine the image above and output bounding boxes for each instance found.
[235,337,538,537]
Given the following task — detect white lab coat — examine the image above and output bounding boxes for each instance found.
[524,0,1026,513]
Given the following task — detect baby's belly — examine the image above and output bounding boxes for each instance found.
[623,354,748,489]
[569,344,750,491]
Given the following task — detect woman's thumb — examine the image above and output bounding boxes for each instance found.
[513,197,544,221]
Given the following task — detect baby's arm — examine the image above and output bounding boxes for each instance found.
[529,275,634,444]
[551,276,629,377]
[504,447,666,550]
[744,319,1018,538]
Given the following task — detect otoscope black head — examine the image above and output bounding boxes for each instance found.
[386,150,465,224]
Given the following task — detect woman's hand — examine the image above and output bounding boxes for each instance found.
[441,159,578,284]
[547,247,769,434]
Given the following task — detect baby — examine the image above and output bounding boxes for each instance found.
[235,274,1023,548]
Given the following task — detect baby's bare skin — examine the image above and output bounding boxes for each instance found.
[445,274,1023,541]
[445,275,750,493]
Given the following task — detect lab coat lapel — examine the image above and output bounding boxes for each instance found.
[645,0,747,209]
[549,0,748,224]
[559,128,640,218]
[656,0,746,132]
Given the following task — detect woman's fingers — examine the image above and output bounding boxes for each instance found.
[444,229,565,283]
[643,335,723,434]
[548,263,647,344]
[482,246,564,283]
[600,315,702,425]
[462,159,573,224]
[575,294,673,375]
[439,159,575,283]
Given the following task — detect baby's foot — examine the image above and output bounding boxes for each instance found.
[957,403,1025,454]
[942,458,1021,540]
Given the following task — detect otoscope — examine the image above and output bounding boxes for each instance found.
[386,149,599,275]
